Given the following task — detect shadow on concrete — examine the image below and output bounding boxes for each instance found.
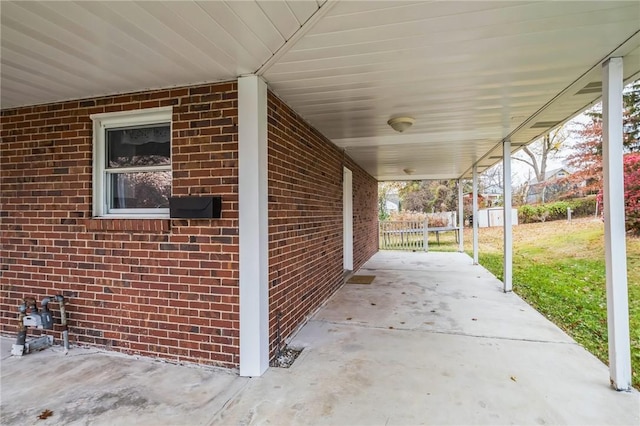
[2,251,638,425]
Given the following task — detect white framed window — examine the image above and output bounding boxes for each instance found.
[91,107,172,218]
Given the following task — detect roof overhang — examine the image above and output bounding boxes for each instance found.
[2,1,639,181]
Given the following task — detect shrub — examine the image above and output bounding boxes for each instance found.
[569,197,599,217]
[624,153,640,235]
[387,210,456,227]
[388,211,427,222]
[518,197,597,224]
[595,154,640,235]
[427,216,450,227]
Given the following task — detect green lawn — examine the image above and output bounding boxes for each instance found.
[450,219,639,390]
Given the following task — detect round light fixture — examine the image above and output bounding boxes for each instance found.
[387,116,415,133]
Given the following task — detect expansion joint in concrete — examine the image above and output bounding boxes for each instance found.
[315,319,578,346]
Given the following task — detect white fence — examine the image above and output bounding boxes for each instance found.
[379,212,459,251]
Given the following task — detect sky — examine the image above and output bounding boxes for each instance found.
[506,110,593,187]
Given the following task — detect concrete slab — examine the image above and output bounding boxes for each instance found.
[1,251,638,425]
[318,251,574,343]
[1,335,14,361]
[0,342,247,426]
[218,251,639,425]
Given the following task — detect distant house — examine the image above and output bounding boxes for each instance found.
[386,190,400,213]
[525,168,572,203]
[481,191,502,207]
[386,200,399,213]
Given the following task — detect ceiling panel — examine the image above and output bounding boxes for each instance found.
[1,1,639,183]
[256,1,301,36]
[288,1,321,24]
[263,1,640,180]
[0,0,321,108]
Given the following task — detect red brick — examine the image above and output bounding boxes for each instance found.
[1,81,241,369]
[266,92,377,360]
[0,81,377,371]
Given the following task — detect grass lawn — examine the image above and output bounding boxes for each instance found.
[443,218,640,389]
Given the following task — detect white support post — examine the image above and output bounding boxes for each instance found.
[238,76,269,377]
[458,179,464,253]
[472,165,479,265]
[424,219,429,252]
[343,167,353,271]
[502,140,513,293]
[602,57,631,391]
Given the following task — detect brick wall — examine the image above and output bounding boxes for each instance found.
[351,165,380,269]
[267,92,378,356]
[0,81,378,370]
[0,82,240,368]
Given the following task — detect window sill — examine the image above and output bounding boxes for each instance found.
[85,218,170,233]
[93,214,170,219]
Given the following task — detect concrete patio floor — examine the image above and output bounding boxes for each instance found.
[1,251,638,425]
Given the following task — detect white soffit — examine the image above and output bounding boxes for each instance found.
[0,0,323,108]
[1,1,639,182]
[263,1,640,180]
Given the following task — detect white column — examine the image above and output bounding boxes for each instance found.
[472,166,479,265]
[343,167,353,271]
[502,140,513,293]
[458,179,464,252]
[602,57,631,391]
[424,219,429,252]
[238,76,269,377]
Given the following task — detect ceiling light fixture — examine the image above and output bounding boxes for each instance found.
[387,116,415,133]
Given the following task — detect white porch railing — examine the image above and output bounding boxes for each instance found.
[379,220,426,251]
[379,212,459,251]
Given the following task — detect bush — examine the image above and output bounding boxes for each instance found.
[595,154,640,235]
[518,197,597,224]
[386,211,456,227]
[388,211,427,222]
[624,153,640,235]
[427,216,450,227]
[569,197,599,217]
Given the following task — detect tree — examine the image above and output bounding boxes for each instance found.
[513,128,567,186]
[564,81,640,233]
[398,180,458,213]
[480,163,503,196]
[623,81,640,151]
[399,180,435,213]
[477,163,526,206]
[564,118,603,196]
[564,81,640,197]
[596,153,640,235]
[378,181,402,220]
[622,153,640,235]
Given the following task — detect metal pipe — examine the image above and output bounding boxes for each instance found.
[275,310,282,359]
[41,297,54,329]
[24,297,37,313]
[56,295,69,351]
[16,303,27,347]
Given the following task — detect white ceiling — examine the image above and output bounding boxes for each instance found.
[2,1,639,181]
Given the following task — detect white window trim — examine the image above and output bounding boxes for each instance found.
[91,107,173,218]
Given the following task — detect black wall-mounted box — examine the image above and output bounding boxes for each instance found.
[169,196,222,219]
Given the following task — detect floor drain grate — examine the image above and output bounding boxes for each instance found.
[271,346,302,368]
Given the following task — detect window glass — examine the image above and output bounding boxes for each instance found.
[109,171,171,209]
[106,125,170,168]
[92,108,172,217]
